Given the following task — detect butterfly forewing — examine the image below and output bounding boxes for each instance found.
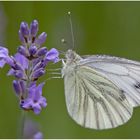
[64,63,133,129]
[80,55,140,107]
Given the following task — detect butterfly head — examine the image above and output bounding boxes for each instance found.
[65,49,81,64]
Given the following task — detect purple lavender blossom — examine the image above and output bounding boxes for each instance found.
[0,19,59,115]
[20,82,47,114]
[45,48,59,63]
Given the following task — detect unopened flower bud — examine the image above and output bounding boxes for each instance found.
[30,20,38,37]
[35,32,47,45]
[29,45,37,56]
[36,47,47,56]
[20,22,29,37]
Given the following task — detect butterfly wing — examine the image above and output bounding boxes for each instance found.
[80,55,140,107]
[64,65,133,129]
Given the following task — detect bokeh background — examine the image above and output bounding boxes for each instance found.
[0,1,140,138]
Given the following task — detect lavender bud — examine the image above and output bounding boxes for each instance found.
[19,30,25,43]
[30,20,38,37]
[15,70,25,79]
[29,45,37,56]
[13,80,21,96]
[36,47,47,56]
[35,32,47,45]
[33,60,45,72]
[20,22,29,37]
[18,46,29,57]
[13,63,23,71]
[19,80,26,94]
[32,68,45,79]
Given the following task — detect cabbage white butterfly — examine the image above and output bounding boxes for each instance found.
[61,12,140,130]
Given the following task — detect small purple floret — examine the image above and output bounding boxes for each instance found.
[21,82,47,114]
[45,48,59,63]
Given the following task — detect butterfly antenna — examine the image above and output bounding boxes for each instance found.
[68,11,75,49]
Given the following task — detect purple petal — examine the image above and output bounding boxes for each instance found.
[4,56,14,66]
[0,46,8,58]
[39,97,47,107]
[33,83,45,101]
[36,82,45,96]
[14,53,28,69]
[0,59,6,68]
[33,104,42,115]
[7,68,15,76]
[45,48,59,63]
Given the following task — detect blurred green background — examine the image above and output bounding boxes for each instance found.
[0,1,140,138]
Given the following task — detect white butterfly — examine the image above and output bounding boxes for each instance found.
[61,49,140,130]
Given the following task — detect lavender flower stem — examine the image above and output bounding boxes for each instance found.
[19,110,26,138]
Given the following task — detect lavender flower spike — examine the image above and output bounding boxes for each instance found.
[1,20,59,115]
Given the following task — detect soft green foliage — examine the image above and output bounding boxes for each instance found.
[0,1,140,138]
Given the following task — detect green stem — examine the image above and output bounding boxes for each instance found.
[20,111,26,138]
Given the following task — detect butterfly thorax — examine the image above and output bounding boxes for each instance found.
[62,50,82,77]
